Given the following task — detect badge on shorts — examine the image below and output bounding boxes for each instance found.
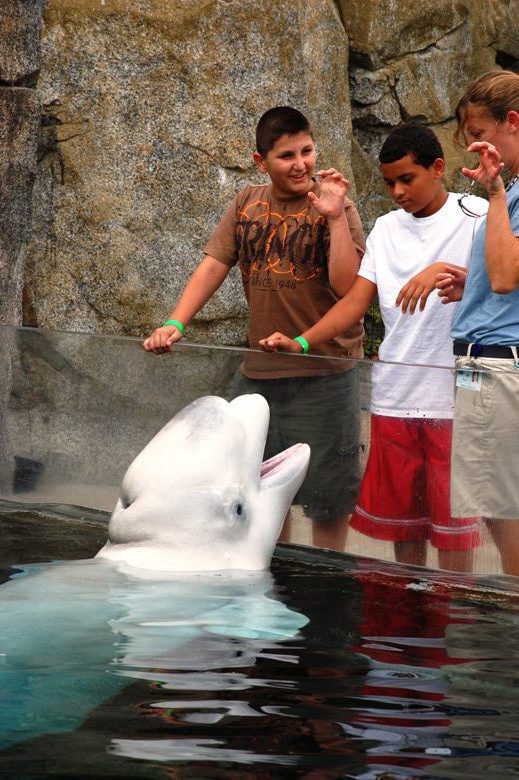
[456,368,482,391]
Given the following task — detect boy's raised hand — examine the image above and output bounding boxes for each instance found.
[308,168,350,220]
[259,332,304,353]
[436,266,467,304]
[143,324,183,354]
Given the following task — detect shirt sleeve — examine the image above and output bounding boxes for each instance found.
[356,226,377,284]
[344,199,366,261]
[203,194,239,267]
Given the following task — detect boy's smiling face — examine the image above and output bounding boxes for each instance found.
[381,154,446,218]
[253,131,316,200]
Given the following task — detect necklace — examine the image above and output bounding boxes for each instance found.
[505,174,519,192]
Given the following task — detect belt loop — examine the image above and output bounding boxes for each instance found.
[511,346,519,363]
[467,342,473,358]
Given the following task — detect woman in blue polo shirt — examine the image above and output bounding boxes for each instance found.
[438,70,519,574]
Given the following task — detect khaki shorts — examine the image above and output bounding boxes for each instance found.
[451,357,519,519]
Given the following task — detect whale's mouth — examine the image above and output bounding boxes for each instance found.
[259,443,309,488]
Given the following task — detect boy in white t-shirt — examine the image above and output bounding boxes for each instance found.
[259,122,486,572]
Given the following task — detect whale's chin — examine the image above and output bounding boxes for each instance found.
[97,543,267,573]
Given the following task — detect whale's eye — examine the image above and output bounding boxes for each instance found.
[233,501,246,521]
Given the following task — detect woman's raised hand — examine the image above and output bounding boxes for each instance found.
[462,142,506,194]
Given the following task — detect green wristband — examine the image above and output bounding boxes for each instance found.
[162,319,185,335]
[294,335,309,354]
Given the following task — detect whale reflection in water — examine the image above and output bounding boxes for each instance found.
[0,561,308,749]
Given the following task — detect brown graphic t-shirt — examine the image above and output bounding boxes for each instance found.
[204,183,365,378]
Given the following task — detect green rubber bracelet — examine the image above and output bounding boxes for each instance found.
[162,319,185,335]
[294,335,309,354]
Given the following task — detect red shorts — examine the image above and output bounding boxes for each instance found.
[350,415,479,550]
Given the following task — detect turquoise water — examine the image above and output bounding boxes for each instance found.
[1,508,519,779]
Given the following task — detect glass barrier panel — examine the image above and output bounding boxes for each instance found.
[1,324,517,580]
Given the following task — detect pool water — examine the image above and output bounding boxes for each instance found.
[1,507,519,779]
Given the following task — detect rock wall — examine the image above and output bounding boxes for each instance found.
[340,0,519,225]
[24,0,353,343]
[0,0,45,488]
[8,0,519,342]
[0,0,44,326]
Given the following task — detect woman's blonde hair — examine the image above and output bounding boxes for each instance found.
[455,70,519,143]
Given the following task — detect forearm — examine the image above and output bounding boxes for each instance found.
[167,256,230,324]
[485,189,519,293]
[301,277,376,348]
[327,213,362,297]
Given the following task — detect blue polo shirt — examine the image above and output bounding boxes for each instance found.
[452,180,519,345]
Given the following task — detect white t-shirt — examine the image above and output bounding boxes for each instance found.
[358,192,487,419]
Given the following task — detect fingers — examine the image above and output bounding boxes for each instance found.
[396,283,412,313]
[466,142,504,168]
[466,141,500,155]
[435,273,454,290]
[442,265,466,279]
[418,288,431,311]
[259,333,283,352]
[143,326,181,354]
[435,266,466,303]
[317,168,338,178]
[317,169,349,186]
[409,286,426,314]
[460,167,478,181]
[309,170,350,217]
[396,283,421,314]
[435,277,460,303]
[396,282,434,314]
[166,330,183,347]
[258,333,302,353]
[395,284,408,307]
[400,287,417,314]
[462,143,506,185]
[438,287,457,303]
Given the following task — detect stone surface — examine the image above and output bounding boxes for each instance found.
[9,0,519,338]
[337,0,469,69]
[0,88,40,326]
[7,326,244,485]
[24,0,353,342]
[0,2,44,484]
[0,0,46,85]
[347,0,519,230]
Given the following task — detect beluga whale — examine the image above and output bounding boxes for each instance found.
[0,394,311,751]
[97,393,310,571]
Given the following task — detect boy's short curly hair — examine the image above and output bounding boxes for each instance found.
[379,122,444,168]
[256,107,313,156]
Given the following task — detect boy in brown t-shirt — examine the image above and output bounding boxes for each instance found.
[144,107,365,547]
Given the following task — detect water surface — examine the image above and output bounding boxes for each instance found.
[1,506,518,779]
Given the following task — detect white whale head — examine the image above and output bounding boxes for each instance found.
[96,394,310,571]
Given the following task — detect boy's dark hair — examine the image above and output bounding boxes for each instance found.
[256,107,312,156]
[379,122,444,168]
